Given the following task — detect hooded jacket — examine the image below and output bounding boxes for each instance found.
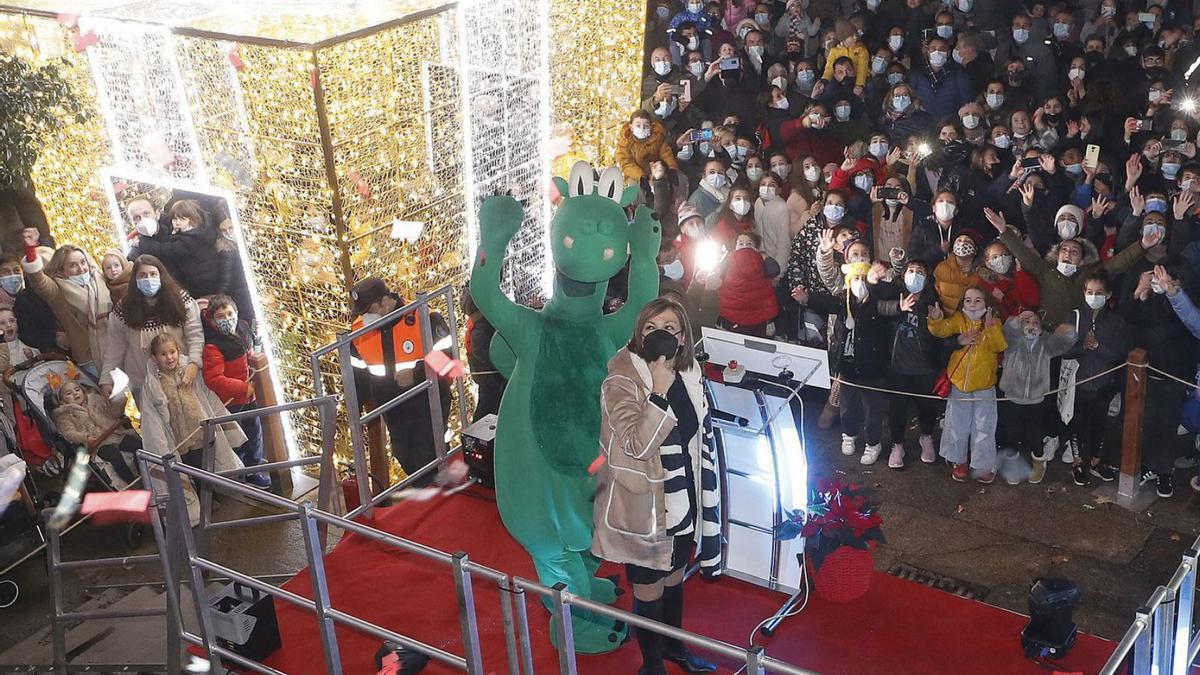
[998,317,1079,404]
[927,312,1008,392]
[1064,305,1127,394]
[718,247,779,326]
[21,246,112,366]
[100,248,132,305]
[615,119,681,182]
[592,347,721,574]
[1000,226,1145,326]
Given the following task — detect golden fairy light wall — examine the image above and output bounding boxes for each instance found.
[0,0,646,465]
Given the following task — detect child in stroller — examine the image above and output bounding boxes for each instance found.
[51,380,141,488]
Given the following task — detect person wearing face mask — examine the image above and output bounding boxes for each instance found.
[932,233,982,312]
[1123,260,1197,498]
[211,218,256,326]
[878,83,934,147]
[1015,171,1080,255]
[19,228,112,380]
[804,238,893,465]
[0,253,60,354]
[997,311,1080,484]
[716,231,781,337]
[868,176,922,257]
[975,241,1040,318]
[687,158,732,219]
[821,20,869,93]
[876,259,941,468]
[643,47,683,105]
[995,12,1059,100]
[1062,273,1125,487]
[927,287,1008,483]
[708,186,756,247]
[987,206,1161,326]
[667,4,716,54]
[200,294,269,488]
[953,34,994,94]
[908,37,974,124]
[617,110,682,190]
[99,255,202,401]
[127,197,226,301]
[1115,190,1190,261]
[907,189,961,265]
[771,103,843,167]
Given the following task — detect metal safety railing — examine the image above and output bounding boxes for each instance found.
[138,449,819,675]
[1101,536,1200,674]
[309,285,468,519]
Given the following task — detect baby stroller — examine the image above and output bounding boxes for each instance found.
[0,355,144,608]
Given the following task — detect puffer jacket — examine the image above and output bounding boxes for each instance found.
[592,348,721,574]
[932,258,980,312]
[201,308,255,406]
[1001,226,1145,326]
[998,317,1079,404]
[615,119,680,182]
[927,312,1007,392]
[718,248,778,326]
[53,390,136,447]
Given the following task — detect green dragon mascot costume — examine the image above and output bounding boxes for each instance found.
[469,162,661,653]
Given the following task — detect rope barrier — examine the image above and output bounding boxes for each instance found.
[832,362,1131,403]
[1144,364,1200,391]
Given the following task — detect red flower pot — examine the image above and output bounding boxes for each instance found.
[808,544,874,603]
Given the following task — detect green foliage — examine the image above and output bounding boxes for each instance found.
[0,54,86,188]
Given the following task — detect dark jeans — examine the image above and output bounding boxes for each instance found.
[1070,385,1117,465]
[774,284,798,342]
[717,318,769,338]
[97,435,141,483]
[227,402,265,470]
[1000,399,1048,458]
[1143,377,1187,475]
[471,374,505,422]
[840,379,884,446]
[886,372,939,443]
[368,375,453,481]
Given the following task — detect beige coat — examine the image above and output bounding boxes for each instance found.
[591,348,722,574]
[53,390,137,447]
[21,251,111,366]
[99,292,203,392]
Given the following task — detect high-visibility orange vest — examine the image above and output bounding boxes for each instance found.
[351,312,424,374]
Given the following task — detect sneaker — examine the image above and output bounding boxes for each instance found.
[919,435,936,464]
[1191,475,1200,493]
[841,434,857,456]
[1071,464,1090,487]
[1089,464,1118,482]
[1158,473,1175,498]
[1108,392,1122,417]
[1028,460,1047,484]
[1140,469,1158,487]
[976,470,997,485]
[1063,440,1078,464]
[1175,456,1197,470]
[246,472,272,489]
[819,403,839,429]
[887,444,905,469]
[951,463,970,482]
[1040,436,1059,462]
[861,443,882,465]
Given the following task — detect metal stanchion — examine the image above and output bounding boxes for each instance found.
[162,455,222,670]
[511,582,535,675]
[299,502,343,673]
[451,552,484,675]
[549,582,578,675]
[497,576,521,675]
[745,645,767,675]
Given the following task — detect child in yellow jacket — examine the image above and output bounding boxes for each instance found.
[822,20,869,89]
[927,287,1007,484]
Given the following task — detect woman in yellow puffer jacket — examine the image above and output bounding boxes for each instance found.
[927,286,1007,484]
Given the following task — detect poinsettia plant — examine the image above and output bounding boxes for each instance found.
[774,479,885,570]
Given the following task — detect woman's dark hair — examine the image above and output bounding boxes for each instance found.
[169,199,205,228]
[207,293,238,316]
[120,255,188,329]
[628,298,696,371]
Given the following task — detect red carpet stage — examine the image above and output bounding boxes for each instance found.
[259,486,1113,674]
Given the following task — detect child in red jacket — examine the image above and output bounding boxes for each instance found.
[717,232,780,337]
[202,294,268,488]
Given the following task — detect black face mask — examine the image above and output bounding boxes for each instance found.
[642,329,682,362]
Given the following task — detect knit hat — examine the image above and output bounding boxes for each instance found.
[835,19,857,44]
[1054,204,1084,227]
[677,203,703,229]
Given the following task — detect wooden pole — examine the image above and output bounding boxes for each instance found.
[1118,348,1148,501]
[249,352,291,494]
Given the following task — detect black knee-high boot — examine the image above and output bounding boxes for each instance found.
[661,584,717,673]
[633,597,667,675]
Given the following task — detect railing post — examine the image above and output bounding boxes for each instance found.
[1154,587,1176,675]
[337,340,372,514]
[163,455,222,671]
[511,582,535,675]
[1173,549,1197,674]
[141,453,185,675]
[46,511,66,675]
[549,582,578,675]
[299,502,342,674]
[1119,348,1148,503]
[451,553,484,675]
[315,400,337,544]
[497,576,521,675]
[417,297,449,465]
[745,645,767,675]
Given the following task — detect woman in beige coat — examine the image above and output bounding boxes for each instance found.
[19,228,111,379]
[592,298,721,675]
